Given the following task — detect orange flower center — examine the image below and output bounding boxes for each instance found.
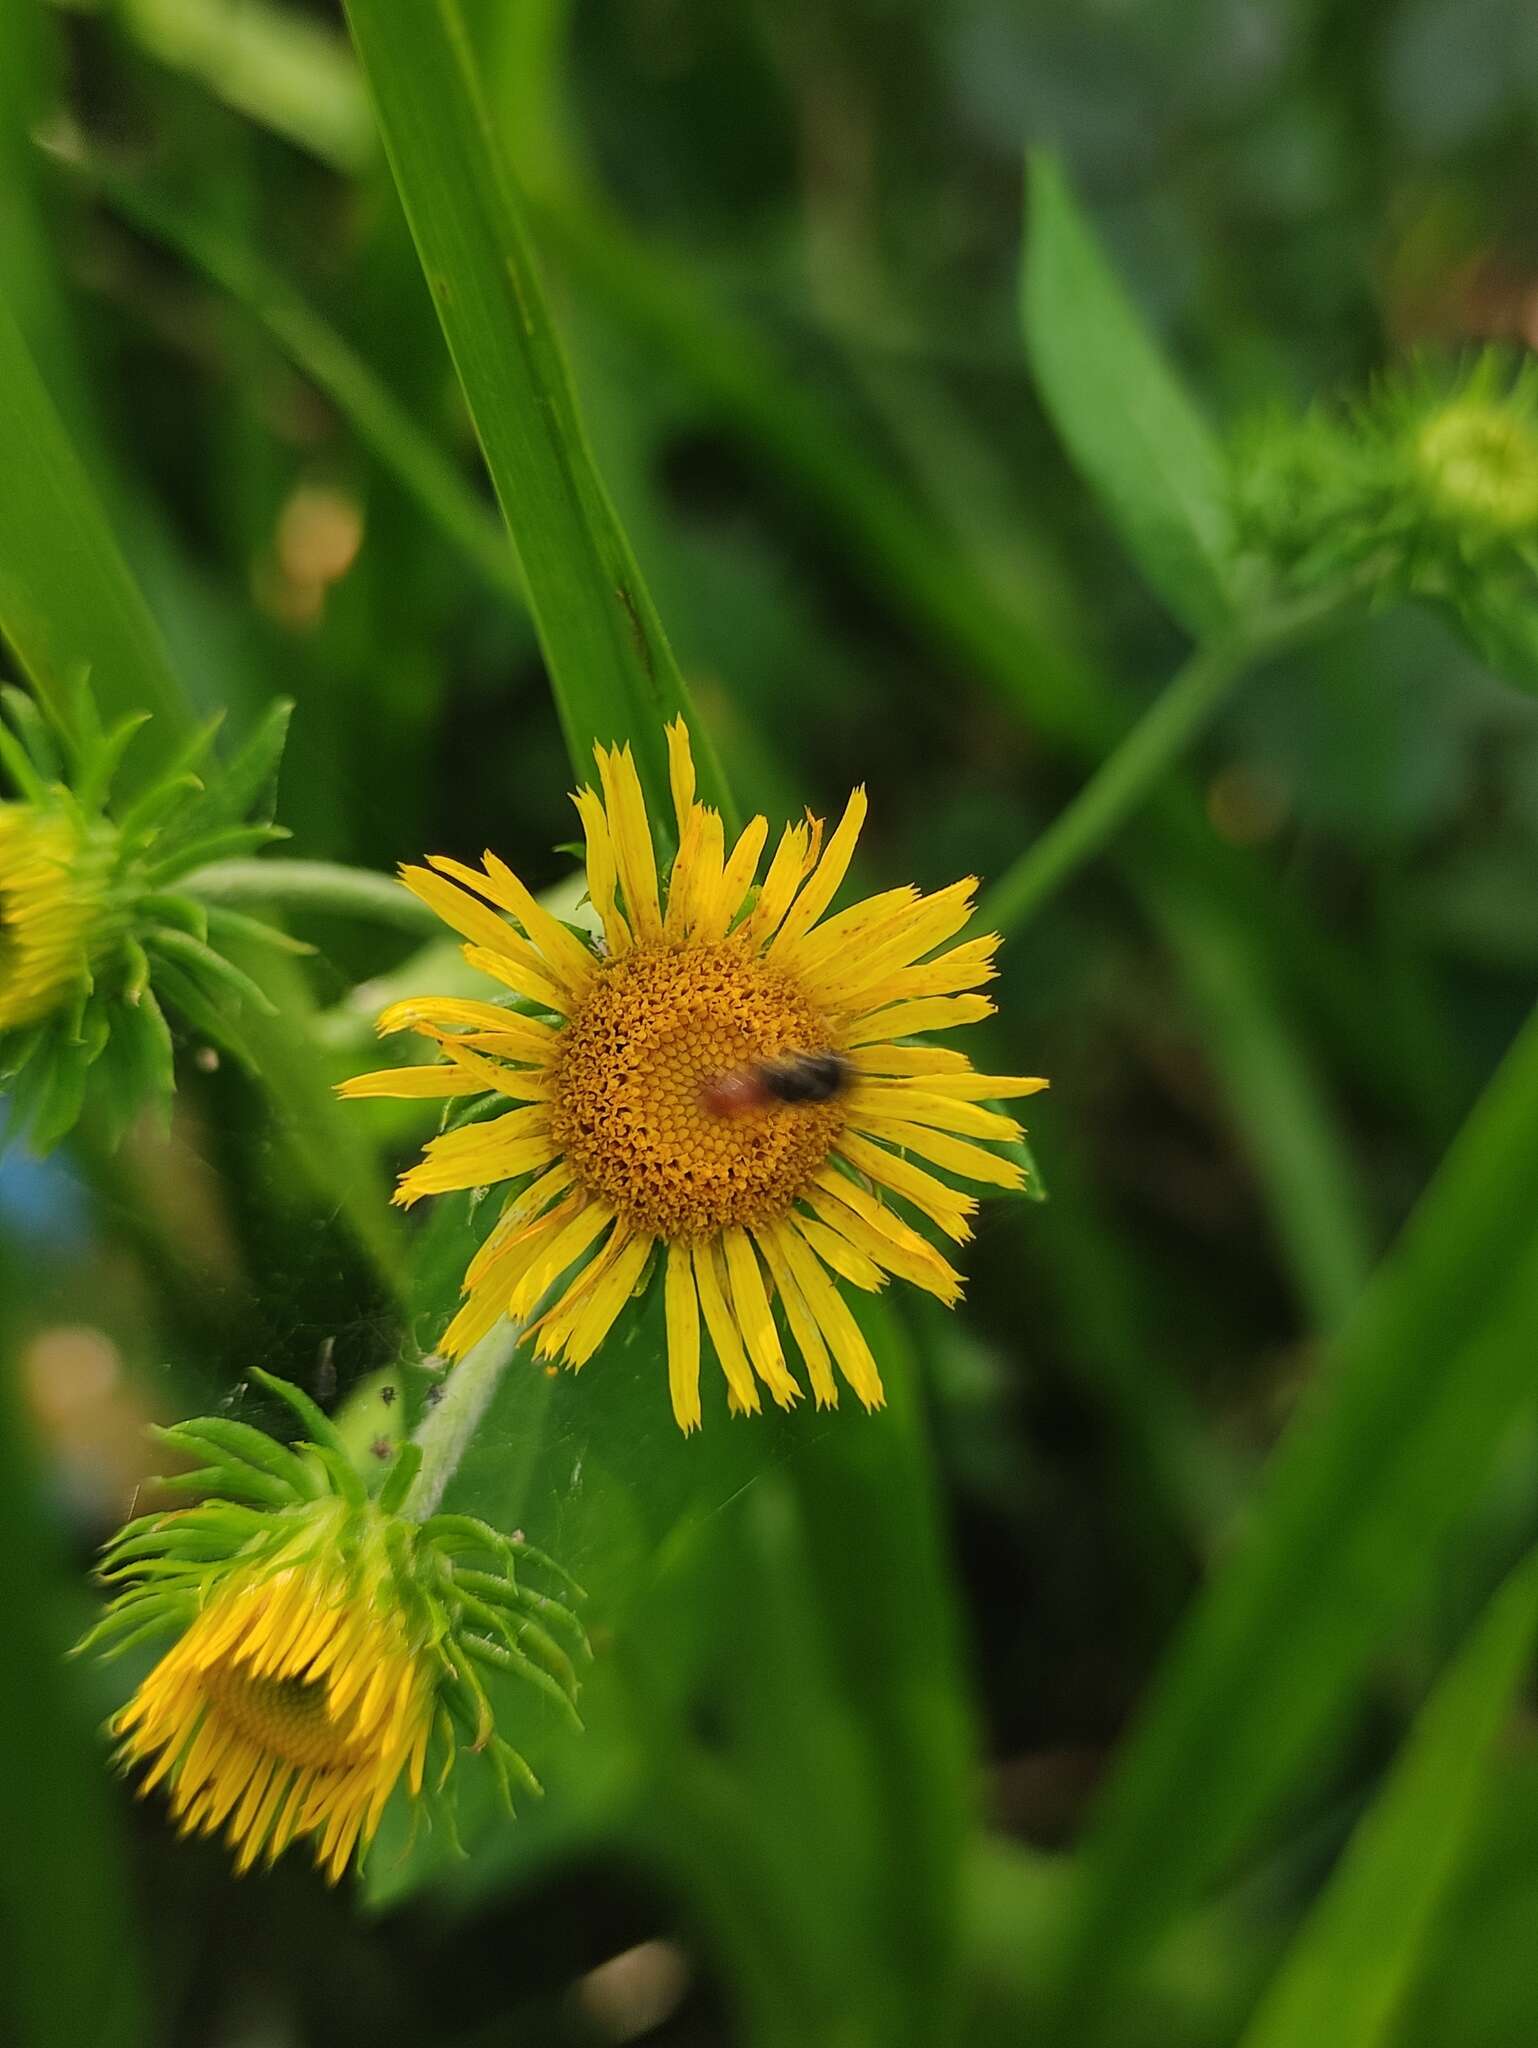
[548,940,845,1239]
[204,1666,370,1773]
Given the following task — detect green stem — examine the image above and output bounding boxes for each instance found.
[401,1318,525,1520]
[980,587,1355,937]
[184,856,439,933]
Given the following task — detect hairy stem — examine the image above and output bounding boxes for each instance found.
[401,1319,525,1521]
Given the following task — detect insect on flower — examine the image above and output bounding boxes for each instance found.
[698,1050,853,1118]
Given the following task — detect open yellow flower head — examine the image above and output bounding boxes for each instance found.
[0,802,108,1032]
[341,721,1047,1432]
[81,1372,584,1883]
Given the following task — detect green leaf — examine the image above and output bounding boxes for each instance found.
[339,0,733,831]
[1238,1546,1538,2048]
[1021,152,1236,637]
[1049,995,1538,2030]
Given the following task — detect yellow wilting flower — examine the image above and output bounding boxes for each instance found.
[341,722,1047,1432]
[82,1372,584,1883]
[0,802,109,1032]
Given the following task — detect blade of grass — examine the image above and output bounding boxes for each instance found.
[1048,995,1538,2033]
[339,0,731,828]
[1237,1544,1538,2048]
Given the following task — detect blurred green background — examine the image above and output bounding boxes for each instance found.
[6,0,1538,2044]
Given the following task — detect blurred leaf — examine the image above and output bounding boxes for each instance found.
[0,1344,147,2048]
[0,291,186,749]
[1021,153,1237,637]
[1049,996,1538,2032]
[1237,1543,1538,2048]
[70,160,529,612]
[340,0,731,830]
[107,0,373,173]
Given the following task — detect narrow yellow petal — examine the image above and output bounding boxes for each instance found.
[767,1221,885,1410]
[843,994,995,1046]
[395,1125,556,1205]
[572,785,631,956]
[769,785,868,957]
[465,1165,576,1284]
[906,1071,1049,1100]
[789,885,920,974]
[427,851,596,997]
[336,1065,485,1100]
[664,1240,703,1432]
[376,997,559,1060]
[789,1212,886,1292]
[557,1229,651,1366]
[849,1113,1024,1190]
[723,1226,800,1407]
[849,1084,1022,1142]
[666,718,696,841]
[508,1197,613,1317]
[753,1227,839,1406]
[805,880,979,1000]
[803,1180,962,1304]
[832,935,1000,1013]
[663,802,706,940]
[847,1044,970,1077]
[692,1238,760,1414]
[596,743,662,941]
[680,807,725,942]
[460,943,569,1014]
[737,820,809,949]
[837,1132,977,1241]
[398,866,530,963]
[701,814,768,942]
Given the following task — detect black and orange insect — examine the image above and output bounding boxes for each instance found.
[699,1051,853,1118]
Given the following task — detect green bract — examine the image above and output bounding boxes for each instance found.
[80,1370,587,1877]
[0,675,297,1150]
[1232,350,1538,689]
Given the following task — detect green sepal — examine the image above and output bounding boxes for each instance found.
[376,1441,424,1515]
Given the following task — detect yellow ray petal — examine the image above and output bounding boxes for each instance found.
[572,785,631,956]
[789,885,920,974]
[427,850,596,997]
[737,820,809,949]
[336,1065,485,1100]
[508,1196,614,1317]
[664,1240,702,1432]
[905,1071,1049,1100]
[559,1229,651,1367]
[831,935,1000,1012]
[692,1237,760,1414]
[678,806,725,941]
[666,718,696,841]
[789,1212,886,1292]
[465,1164,576,1284]
[376,998,559,1060]
[752,1226,838,1406]
[843,993,995,1046]
[803,1180,962,1304]
[398,866,538,967]
[837,1131,977,1241]
[769,785,868,957]
[460,944,569,1014]
[663,801,706,940]
[848,1083,1021,1142]
[596,742,662,941]
[799,879,977,1000]
[847,1044,970,1077]
[525,1209,628,1348]
[766,1221,885,1409]
[394,1122,556,1205]
[848,1113,1024,1190]
[699,813,768,942]
[723,1226,800,1407]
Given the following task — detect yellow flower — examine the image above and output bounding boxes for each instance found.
[86,1375,585,1882]
[343,722,1046,1432]
[0,803,105,1032]
[113,1500,433,1882]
